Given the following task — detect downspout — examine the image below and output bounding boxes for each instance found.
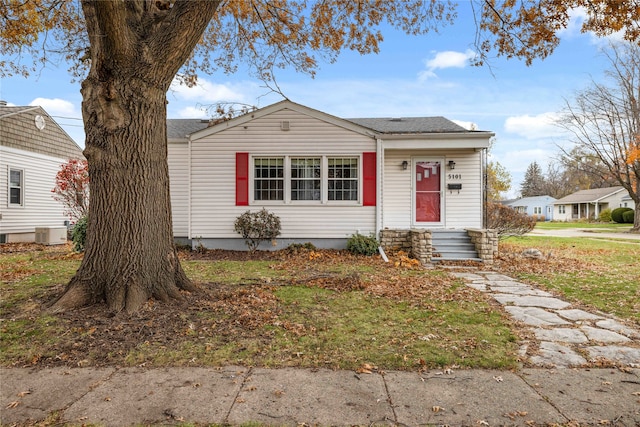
[376,137,383,238]
[482,147,488,228]
[187,135,192,242]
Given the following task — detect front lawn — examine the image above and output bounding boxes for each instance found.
[496,236,640,324]
[0,244,519,370]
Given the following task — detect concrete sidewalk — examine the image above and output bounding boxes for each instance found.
[2,365,640,426]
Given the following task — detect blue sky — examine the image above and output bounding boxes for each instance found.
[0,5,619,198]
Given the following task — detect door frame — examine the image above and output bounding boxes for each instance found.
[412,157,445,227]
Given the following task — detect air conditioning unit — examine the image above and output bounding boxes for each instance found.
[35,226,67,245]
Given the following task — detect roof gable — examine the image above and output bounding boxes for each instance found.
[554,186,626,204]
[189,100,375,140]
[0,105,83,159]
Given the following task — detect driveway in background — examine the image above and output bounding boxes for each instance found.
[528,227,640,240]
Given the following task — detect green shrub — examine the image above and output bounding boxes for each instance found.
[598,208,612,223]
[234,208,281,252]
[622,209,635,224]
[71,215,88,252]
[611,207,633,223]
[347,233,379,256]
[287,242,317,253]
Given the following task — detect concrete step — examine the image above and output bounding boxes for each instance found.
[430,230,480,262]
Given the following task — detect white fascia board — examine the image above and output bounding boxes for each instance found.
[380,132,493,150]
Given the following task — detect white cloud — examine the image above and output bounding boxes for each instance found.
[29,97,78,117]
[503,112,562,139]
[169,77,248,103]
[418,49,477,80]
[451,119,478,130]
[175,106,209,119]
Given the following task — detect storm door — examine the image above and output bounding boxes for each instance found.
[413,159,443,225]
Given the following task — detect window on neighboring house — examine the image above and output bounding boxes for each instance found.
[328,157,358,201]
[254,158,284,201]
[534,206,542,215]
[559,205,566,214]
[291,157,321,201]
[9,168,24,206]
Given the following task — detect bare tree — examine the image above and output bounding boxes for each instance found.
[558,42,640,232]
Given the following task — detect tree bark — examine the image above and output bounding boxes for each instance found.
[50,0,220,314]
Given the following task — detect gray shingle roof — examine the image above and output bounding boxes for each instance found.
[346,116,468,134]
[167,119,210,140]
[554,186,625,204]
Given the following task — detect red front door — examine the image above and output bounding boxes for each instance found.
[415,160,442,223]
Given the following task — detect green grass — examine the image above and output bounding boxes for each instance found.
[500,236,640,323]
[534,221,631,230]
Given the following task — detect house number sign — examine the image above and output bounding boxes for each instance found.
[448,173,462,180]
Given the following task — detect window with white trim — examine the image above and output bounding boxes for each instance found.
[254,158,284,201]
[291,157,321,201]
[533,206,542,215]
[558,205,566,214]
[9,168,24,206]
[328,157,358,201]
[248,155,366,205]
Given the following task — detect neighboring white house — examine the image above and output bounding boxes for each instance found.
[553,186,630,221]
[620,193,636,211]
[167,100,494,254]
[506,195,557,221]
[0,103,84,243]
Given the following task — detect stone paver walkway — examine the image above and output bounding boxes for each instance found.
[453,271,640,368]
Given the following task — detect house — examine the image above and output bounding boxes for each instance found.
[553,186,630,221]
[506,195,557,221]
[167,100,497,262]
[620,193,636,211]
[0,103,84,243]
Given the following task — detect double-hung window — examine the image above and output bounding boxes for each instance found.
[291,157,321,201]
[9,168,24,206]
[254,158,284,201]
[328,157,358,201]
[248,155,363,204]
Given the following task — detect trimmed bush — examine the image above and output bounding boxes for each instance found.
[347,233,379,256]
[622,209,635,224]
[611,207,633,223]
[598,208,612,223]
[71,215,88,252]
[234,208,281,252]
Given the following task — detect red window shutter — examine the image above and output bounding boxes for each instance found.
[362,152,376,206]
[236,152,249,206]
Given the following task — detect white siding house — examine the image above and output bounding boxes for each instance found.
[553,186,630,221]
[0,104,84,243]
[167,101,493,252]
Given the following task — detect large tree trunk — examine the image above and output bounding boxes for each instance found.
[50,1,220,314]
[51,75,194,313]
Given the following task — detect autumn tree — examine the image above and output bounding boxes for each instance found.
[3,1,640,313]
[51,159,89,222]
[486,160,512,201]
[558,42,640,232]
